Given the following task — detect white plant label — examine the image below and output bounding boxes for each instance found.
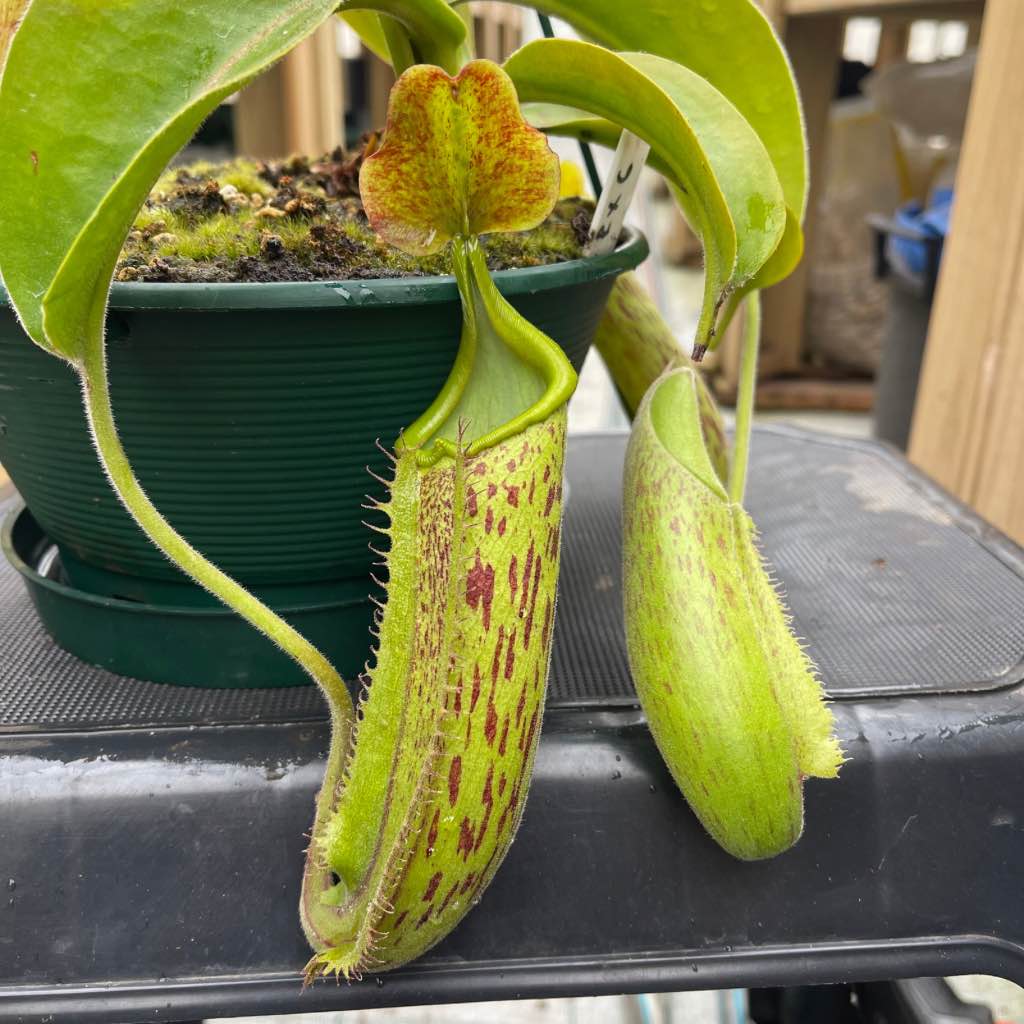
[584,130,651,258]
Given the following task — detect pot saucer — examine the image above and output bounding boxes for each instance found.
[2,504,372,689]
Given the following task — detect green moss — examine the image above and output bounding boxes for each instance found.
[131,208,162,232]
[115,153,593,284]
[151,215,259,261]
[220,167,276,198]
[483,223,586,270]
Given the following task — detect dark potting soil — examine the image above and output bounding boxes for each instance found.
[115,137,595,285]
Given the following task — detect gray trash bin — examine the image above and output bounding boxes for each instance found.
[868,207,946,450]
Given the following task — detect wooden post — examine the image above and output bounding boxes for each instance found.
[908,0,1024,542]
[233,64,289,158]
[875,16,911,65]
[478,1,501,61]
[235,20,344,158]
[367,51,396,133]
[469,2,522,61]
[712,3,842,394]
[281,20,345,155]
[760,13,844,377]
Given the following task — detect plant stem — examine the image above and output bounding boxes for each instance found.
[727,291,761,505]
[78,344,353,716]
[380,16,415,75]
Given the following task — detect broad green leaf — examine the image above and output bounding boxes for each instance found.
[360,60,561,258]
[525,99,803,342]
[506,39,785,352]
[515,0,807,219]
[524,84,790,292]
[0,0,354,768]
[626,51,785,288]
[337,0,469,74]
[718,205,805,336]
[521,101,616,146]
[750,205,805,290]
[623,367,841,860]
[0,0,339,361]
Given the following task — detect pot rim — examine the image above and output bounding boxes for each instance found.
[0,229,647,314]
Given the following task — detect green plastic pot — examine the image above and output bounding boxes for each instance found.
[0,230,647,687]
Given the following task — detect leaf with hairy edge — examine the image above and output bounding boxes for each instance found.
[625,51,785,289]
[623,367,842,861]
[517,0,806,219]
[0,0,339,360]
[506,40,785,353]
[302,60,574,978]
[717,206,805,337]
[0,2,353,756]
[520,74,790,299]
[594,273,729,486]
[360,60,560,258]
[524,102,804,348]
[337,0,469,74]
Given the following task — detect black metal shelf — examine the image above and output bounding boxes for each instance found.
[2,428,1023,1024]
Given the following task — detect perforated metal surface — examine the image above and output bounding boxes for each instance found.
[2,427,1023,733]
